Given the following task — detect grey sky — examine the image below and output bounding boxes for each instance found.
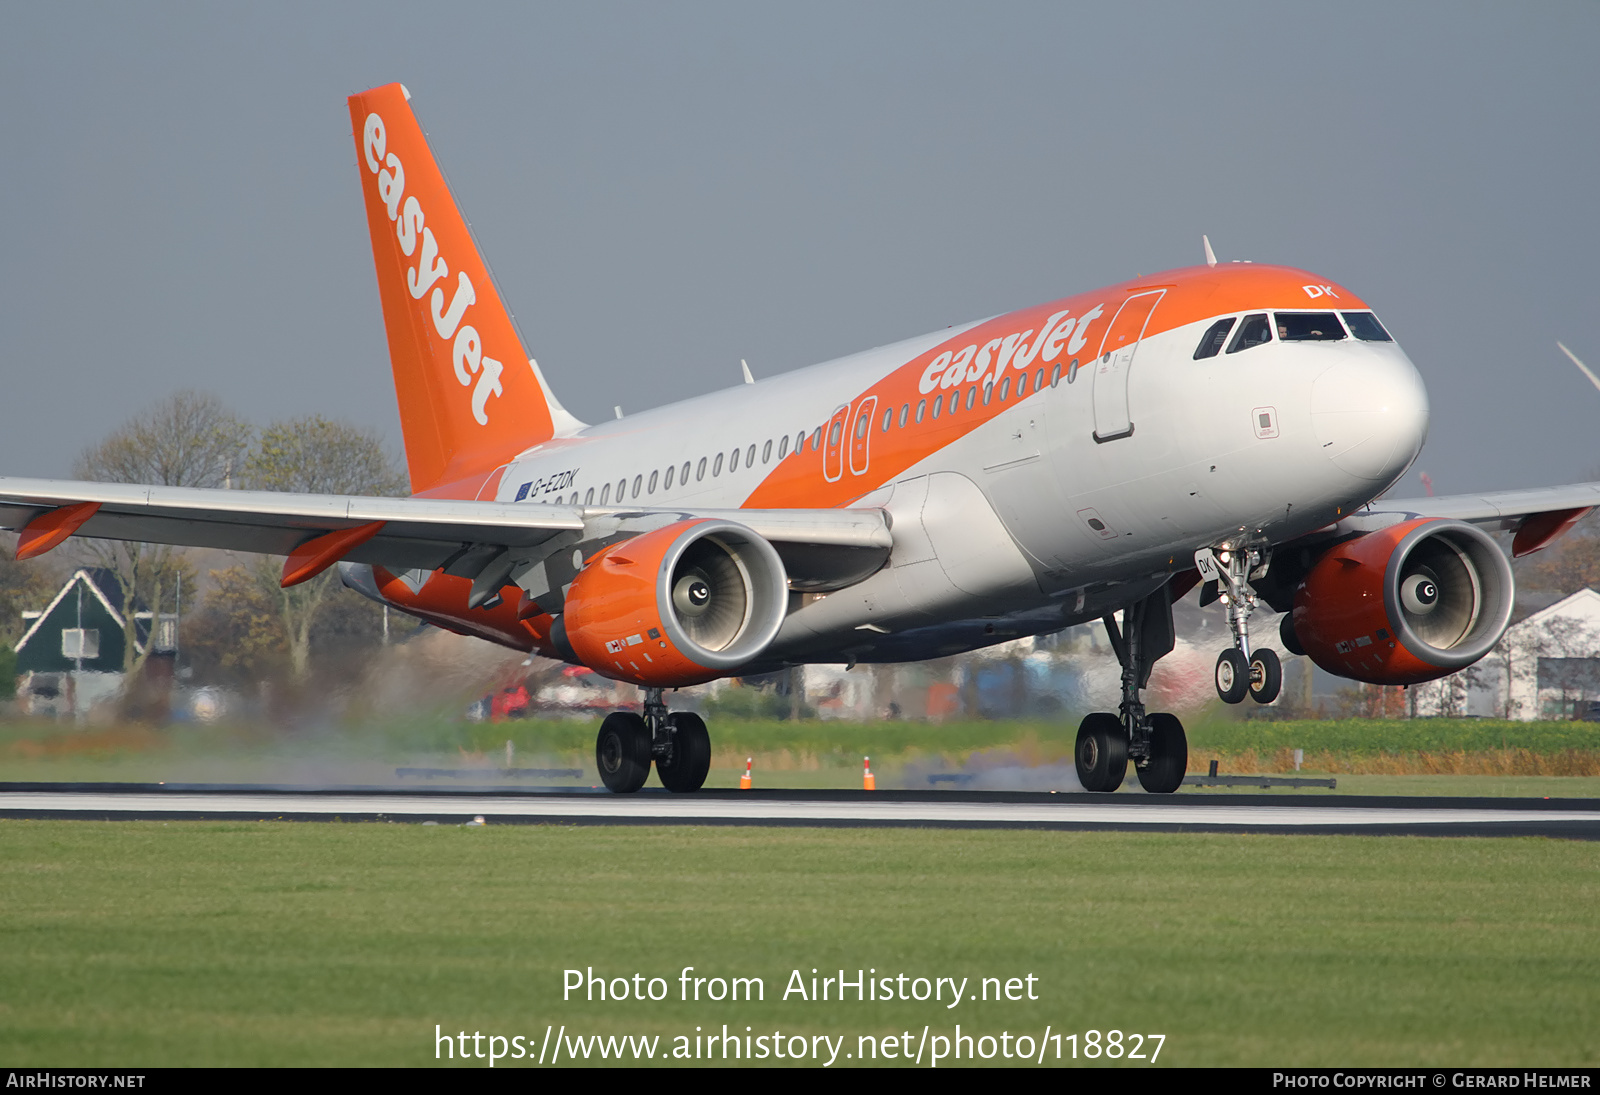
[2,2,1596,495]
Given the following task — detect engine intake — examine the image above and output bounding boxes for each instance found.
[563,519,788,687]
[1292,518,1513,685]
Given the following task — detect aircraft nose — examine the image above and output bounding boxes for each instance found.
[1309,351,1429,482]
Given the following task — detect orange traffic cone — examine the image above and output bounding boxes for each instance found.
[740,757,753,790]
[862,756,876,791]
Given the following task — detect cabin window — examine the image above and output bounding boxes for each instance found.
[697,456,707,480]
[1226,313,1272,353]
[930,396,941,419]
[632,474,643,498]
[982,382,993,406]
[584,487,594,505]
[1275,312,1345,341]
[1193,317,1237,359]
[713,453,724,476]
[616,478,626,499]
[777,436,789,460]
[1067,357,1080,383]
[898,403,909,427]
[746,443,757,466]
[999,377,1011,401]
[810,427,822,451]
[600,483,611,505]
[1034,368,1044,392]
[1049,363,1061,388]
[966,386,977,410]
[648,470,659,494]
[1343,311,1393,342]
[664,465,675,490]
[881,408,892,432]
[1016,372,1029,398]
[855,413,869,440]
[730,447,741,472]
[762,440,772,463]
[681,460,691,483]
[916,399,926,423]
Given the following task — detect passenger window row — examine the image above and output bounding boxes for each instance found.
[1192,311,1392,359]
[519,356,1080,507]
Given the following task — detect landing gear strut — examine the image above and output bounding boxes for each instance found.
[1196,542,1283,705]
[595,687,712,794]
[1076,584,1188,794]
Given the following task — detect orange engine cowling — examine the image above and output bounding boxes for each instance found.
[1292,518,1513,685]
[561,519,788,687]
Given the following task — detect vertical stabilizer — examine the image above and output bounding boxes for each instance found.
[348,84,562,496]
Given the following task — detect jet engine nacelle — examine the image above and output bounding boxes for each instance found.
[562,518,788,687]
[1291,518,1513,686]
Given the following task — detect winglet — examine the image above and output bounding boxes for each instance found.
[741,359,755,385]
[1203,235,1218,267]
[348,84,569,496]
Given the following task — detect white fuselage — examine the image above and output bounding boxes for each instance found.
[495,297,1429,665]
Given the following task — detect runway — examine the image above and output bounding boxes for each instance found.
[3,784,1599,837]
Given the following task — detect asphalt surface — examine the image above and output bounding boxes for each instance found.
[3,783,1598,837]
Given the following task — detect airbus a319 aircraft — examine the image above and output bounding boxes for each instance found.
[5,84,1597,794]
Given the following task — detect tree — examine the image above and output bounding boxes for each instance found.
[71,391,252,673]
[180,565,290,688]
[239,417,409,682]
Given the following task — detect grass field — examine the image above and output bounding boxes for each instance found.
[3,714,1598,797]
[0,820,1596,1067]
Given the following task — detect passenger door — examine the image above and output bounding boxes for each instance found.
[1092,289,1165,443]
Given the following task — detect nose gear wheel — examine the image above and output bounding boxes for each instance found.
[1198,541,1284,706]
[1215,648,1249,704]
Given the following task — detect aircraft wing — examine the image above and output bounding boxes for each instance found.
[1325,480,1600,557]
[0,477,892,591]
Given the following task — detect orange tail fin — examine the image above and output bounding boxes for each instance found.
[348,84,576,497]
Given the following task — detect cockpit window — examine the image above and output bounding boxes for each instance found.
[1275,312,1346,341]
[1193,317,1236,360]
[1226,313,1272,353]
[1342,311,1393,342]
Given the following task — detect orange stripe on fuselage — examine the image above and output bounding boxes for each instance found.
[743,263,1366,510]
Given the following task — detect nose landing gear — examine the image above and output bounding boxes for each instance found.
[1075,584,1188,794]
[595,686,712,793]
[1197,543,1282,705]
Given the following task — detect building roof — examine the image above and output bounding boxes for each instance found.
[1507,588,1600,636]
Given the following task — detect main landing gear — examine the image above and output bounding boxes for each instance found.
[1076,584,1188,795]
[595,687,711,794]
[1196,543,1282,706]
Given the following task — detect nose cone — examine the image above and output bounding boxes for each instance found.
[1310,350,1429,482]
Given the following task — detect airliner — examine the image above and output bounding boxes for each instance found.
[4,84,1596,794]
